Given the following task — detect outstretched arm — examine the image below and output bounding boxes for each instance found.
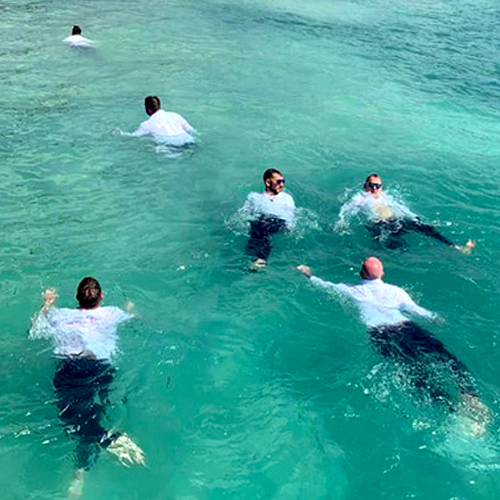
[297,265,352,296]
[399,289,437,321]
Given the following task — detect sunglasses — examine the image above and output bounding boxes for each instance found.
[368,182,382,189]
[274,178,285,185]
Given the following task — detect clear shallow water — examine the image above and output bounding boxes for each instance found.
[2,0,500,498]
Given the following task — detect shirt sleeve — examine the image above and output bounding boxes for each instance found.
[180,116,196,134]
[310,276,354,297]
[29,308,57,340]
[399,290,436,320]
[109,307,134,324]
[240,193,257,217]
[129,121,150,137]
[336,194,362,229]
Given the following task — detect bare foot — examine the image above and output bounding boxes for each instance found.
[67,468,85,499]
[455,239,476,255]
[106,434,146,467]
[249,258,266,271]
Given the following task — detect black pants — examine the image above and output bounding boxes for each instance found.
[53,357,117,470]
[370,321,476,408]
[367,218,454,250]
[246,215,287,261]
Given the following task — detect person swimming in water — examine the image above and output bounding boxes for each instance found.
[63,25,95,48]
[241,168,296,269]
[121,95,196,147]
[336,173,475,253]
[29,278,145,498]
[297,257,489,434]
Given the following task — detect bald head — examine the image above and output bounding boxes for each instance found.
[360,257,384,280]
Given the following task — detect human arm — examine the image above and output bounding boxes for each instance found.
[335,195,362,231]
[399,289,437,321]
[29,288,58,339]
[180,116,196,135]
[297,265,352,295]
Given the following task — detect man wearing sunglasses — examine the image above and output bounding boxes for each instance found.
[241,169,295,269]
[336,173,475,253]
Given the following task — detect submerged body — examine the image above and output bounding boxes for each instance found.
[297,260,488,430]
[30,281,144,498]
[241,170,295,267]
[337,175,474,253]
[130,109,196,146]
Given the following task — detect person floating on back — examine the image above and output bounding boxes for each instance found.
[241,169,295,269]
[122,95,196,147]
[63,25,95,48]
[297,257,489,435]
[336,173,475,253]
[29,278,145,498]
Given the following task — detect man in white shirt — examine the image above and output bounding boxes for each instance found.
[30,277,145,498]
[125,95,196,147]
[63,25,95,48]
[337,173,475,253]
[297,257,489,433]
[241,169,295,269]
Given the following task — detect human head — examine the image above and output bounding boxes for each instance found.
[76,277,102,309]
[364,173,383,195]
[360,257,384,280]
[72,25,82,36]
[144,96,161,116]
[263,168,285,195]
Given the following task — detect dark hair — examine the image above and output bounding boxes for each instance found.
[144,96,161,113]
[72,25,82,35]
[263,169,282,182]
[76,277,102,309]
[364,173,380,190]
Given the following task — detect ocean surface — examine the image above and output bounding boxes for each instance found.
[1,0,500,498]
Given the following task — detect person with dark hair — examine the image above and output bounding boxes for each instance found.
[297,258,489,434]
[336,174,475,253]
[63,25,95,48]
[29,278,145,498]
[241,169,295,269]
[124,95,196,146]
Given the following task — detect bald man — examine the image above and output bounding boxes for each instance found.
[297,258,489,431]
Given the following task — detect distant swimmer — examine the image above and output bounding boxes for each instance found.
[241,168,295,269]
[29,278,145,498]
[297,258,489,434]
[121,95,196,147]
[63,25,95,48]
[336,173,475,253]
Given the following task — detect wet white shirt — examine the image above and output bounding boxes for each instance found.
[131,109,196,144]
[242,191,296,228]
[30,306,132,360]
[63,34,95,48]
[310,277,436,328]
[337,191,416,227]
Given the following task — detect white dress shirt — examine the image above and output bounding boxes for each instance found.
[241,191,296,228]
[30,306,132,360]
[131,109,196,145]
[337,191,416,227]
[63,35,95,48]
[310,276,436,328]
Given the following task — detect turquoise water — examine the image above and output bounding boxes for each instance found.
[2,0,500,498]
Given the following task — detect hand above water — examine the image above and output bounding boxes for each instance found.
[297,265,312,278]
[42,288,58,307]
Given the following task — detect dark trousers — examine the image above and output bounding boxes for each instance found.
[53,357,117,470]
[367,218,454,250]
[370,321,476,408]
[246,215,287,261]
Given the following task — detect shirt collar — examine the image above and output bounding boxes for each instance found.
[362,279,383,285]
